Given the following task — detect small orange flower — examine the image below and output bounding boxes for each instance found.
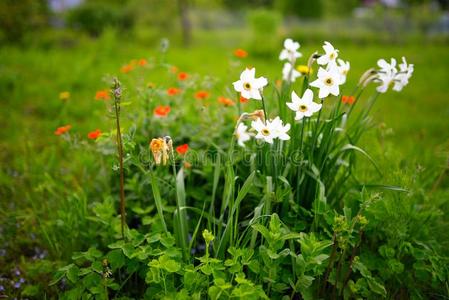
[121,64,134,73]
[234,48,248,58]
[342,95,356,105]
[170,66,178,74]
[59,91,70,101]
[88,129,102,140]
[240,95,249,103]
[167,87,181,96]
[138,59,148,66]
[176,144,189,155]
[54,124,72,136]
[154,105,171,117]
[218,96,235,107]
[195,90,209,100]
[95,90,110,100]
[178,72,188,81]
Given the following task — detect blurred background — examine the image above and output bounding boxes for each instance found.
[1,0,448,201]
[1,0,449,47]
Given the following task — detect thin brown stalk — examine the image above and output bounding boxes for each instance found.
[112,78,126,239]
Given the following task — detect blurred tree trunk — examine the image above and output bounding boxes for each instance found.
[178,0,192,47]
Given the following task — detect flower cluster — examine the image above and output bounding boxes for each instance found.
[279,38,302,83]
[232,67,291,146]
[310,41,349,99]
[375,57,414,93]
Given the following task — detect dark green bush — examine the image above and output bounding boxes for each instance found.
[65,2,131,37]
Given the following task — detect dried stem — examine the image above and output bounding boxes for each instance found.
[112,78,126,239]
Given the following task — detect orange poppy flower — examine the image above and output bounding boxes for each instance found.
[240,95,249,103]
[178,72,188,81]
[342,95,356,105]
[234,49,248,58]
[121,64,134,73]
[195,90,209,100]
[176,144,189,155]
[95,90,110,100]
[218,96,235,107]
[167,87,181,96]
[138,59,148,66]
[54,124,72,136]
[88,129,102,140]
[154,105,171,117]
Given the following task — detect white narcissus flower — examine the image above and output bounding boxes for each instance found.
[235,123,251,147]
[337,59,350,84]
[286,89,322,121]
[317,41,339,67]
[375,57,413,93]
[270,117,291,141]
[309,67,341,98]
[233,68,268,100]
[282,62,301,83]
[377,58,397,74]
[393,56,414,91]
[251,118,276,144]
[376,72,396,93]
[279,38,302,63]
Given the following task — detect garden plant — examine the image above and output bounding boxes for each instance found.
[1,37,448,300]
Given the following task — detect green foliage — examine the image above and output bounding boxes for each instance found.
[247,9,282,56]
[274,0,323,19]
[66,1,132,37]
[0,0,49,43]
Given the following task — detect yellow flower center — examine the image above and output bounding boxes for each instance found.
[299,105,308,112]
[244,82,251,90]
[261,128,270,136]
[329,52,336,60]
[325,77,333,86]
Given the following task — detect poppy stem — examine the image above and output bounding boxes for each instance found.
[112,78,126,240]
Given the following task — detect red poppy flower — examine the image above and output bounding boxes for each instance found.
[54,125,72,136]
[167,87,181,96]
[239,95,249,103]
[121,64,133,73]
[178,72,188,81]
[234,49,248,58]
[138,59,148,66]
[342,95,355,105]
[176,144,189,155]
[95,90,110,100]
[195,90,209,100]
[154,105,171,117]
[218,96,235,107]
[87,129,102,140]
